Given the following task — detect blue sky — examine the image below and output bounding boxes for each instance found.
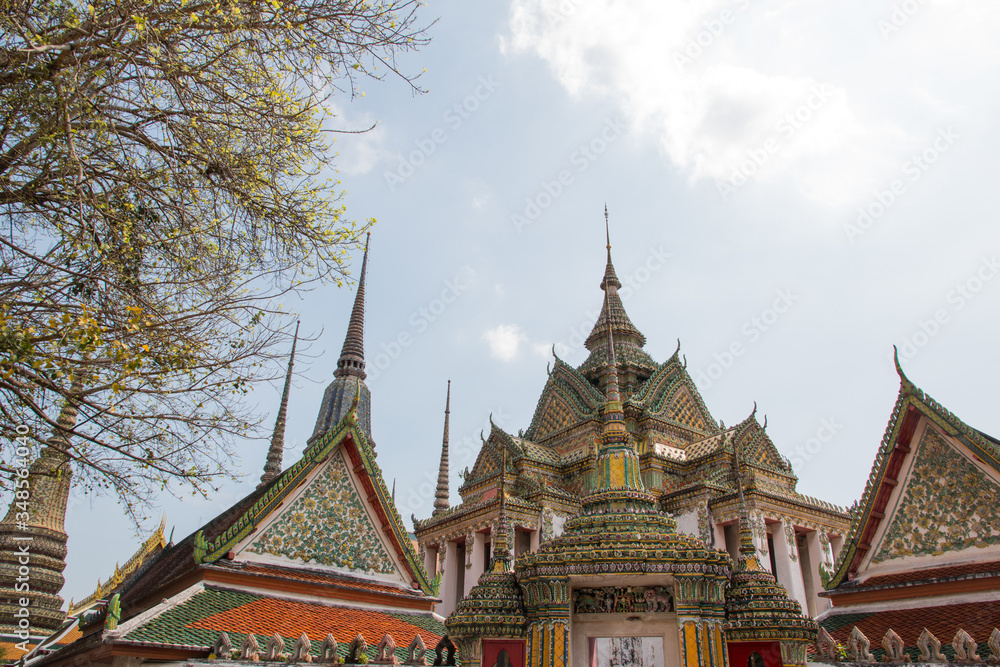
[59,0,1000,605]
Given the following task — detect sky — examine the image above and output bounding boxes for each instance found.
[56,0,1000,606]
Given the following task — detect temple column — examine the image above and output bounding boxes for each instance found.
[465,531,486,597]
[805,530,831,616]
[771,520,809,613]
[830,533,845,562]
[439,540,459,617]
[750,513,773,573]
[423,543,439,578]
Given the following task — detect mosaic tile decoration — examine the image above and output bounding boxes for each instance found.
[873,427,1000,563]
[247,452,397,575]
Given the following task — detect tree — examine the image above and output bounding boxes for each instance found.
[0,0,428,519]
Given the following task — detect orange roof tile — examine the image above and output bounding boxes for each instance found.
[822,601,1000,654]
[188,597,442,647]
[856,560,1000,589]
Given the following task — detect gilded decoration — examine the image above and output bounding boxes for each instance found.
[247,453,397,574]
[571,586,673,614]
[872,427,1000,563]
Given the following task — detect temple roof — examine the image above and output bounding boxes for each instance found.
[113,407,432,618]
[68,518,168,615]
[45,585,444,665]
[817,600,1000,662]
[824,351,1000,590]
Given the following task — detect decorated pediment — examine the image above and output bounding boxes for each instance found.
[870,425,1000,565]
[462,424,521,489]
[732,417,794,474]
[524,357,603,441]
[237,448,403,579]
[826,355,1000,590]
[191,416,431,593]
[639,361,717,436]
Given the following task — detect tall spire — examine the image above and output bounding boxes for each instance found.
[0,387,82,639]
[334,233,369,380]
[432,380,451,516]
[580,206,655,384]
[308,234,374,445]
[259,322,298,488]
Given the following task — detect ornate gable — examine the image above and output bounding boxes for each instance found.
[524,357,603,441]
[464,424,521,488]
[733,417,792,471]
[239,449,400,577]
[643,367,717,437]
[826,353,1000,589]
[870,426,1000,565]
[192,413,432,594]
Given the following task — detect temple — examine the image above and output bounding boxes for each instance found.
[415,217,850,623]
[12,212,1000,667]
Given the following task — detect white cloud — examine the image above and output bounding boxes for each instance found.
[483,324,527,361]
[504,0,1000,206]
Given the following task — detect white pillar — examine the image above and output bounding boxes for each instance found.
[805,530,832,616]
[423,543,438,578]
[830,533,845,562]
[771,520,809,613]
[751,513,773,573]
[438,540,459,617]
[465,532,486,597]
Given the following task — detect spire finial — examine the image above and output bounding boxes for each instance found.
[334,233,369,380]
[600,206,621,292]
[605,203,610,251]
[432,380,451,516]
[259,322,299,488]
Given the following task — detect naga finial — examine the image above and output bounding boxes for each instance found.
[893,345,916,391]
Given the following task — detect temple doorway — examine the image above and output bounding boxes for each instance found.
[588,637,664,667]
